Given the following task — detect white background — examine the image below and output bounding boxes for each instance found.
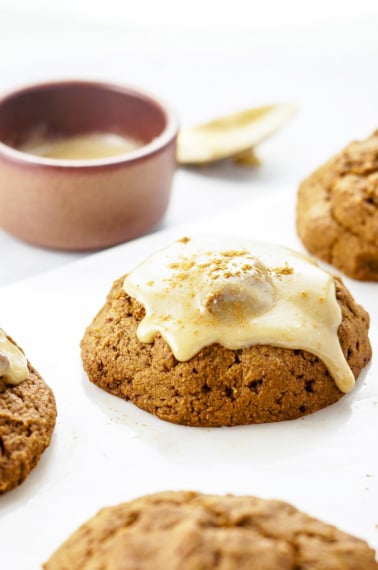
[1,0,378,284]
[0,1,378,568]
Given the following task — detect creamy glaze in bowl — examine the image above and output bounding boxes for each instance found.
[0,80,178,250]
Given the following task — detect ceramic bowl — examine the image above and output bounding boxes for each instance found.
[0,80,178,250]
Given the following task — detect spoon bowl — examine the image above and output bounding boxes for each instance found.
[177,102,297,165]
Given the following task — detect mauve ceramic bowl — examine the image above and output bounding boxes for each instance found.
[0,80,178,250]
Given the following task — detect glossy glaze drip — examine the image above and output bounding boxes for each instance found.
[124,237,355,393]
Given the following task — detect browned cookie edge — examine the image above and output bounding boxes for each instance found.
[297,134,378,281]
[0,357,57,494]
[43,490,378,570]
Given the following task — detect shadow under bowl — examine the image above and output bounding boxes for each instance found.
[0,80,178,250]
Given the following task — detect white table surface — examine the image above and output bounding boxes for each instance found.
[1,187,377,569]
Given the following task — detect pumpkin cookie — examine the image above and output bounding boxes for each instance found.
[81,237,371,427]
[0,330,56,494]
[44,490,378,569]
[297,130,378,280]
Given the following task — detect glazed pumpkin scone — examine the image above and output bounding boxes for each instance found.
[0,329,56,494]
[44,491,378,570]
[297,130,378,280]
[81,236,371,427]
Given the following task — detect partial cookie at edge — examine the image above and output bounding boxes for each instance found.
[297,130,378,280]
[0,351,57,494]
[43,490,378,570]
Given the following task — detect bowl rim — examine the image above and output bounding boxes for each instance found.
[0,79,179,170]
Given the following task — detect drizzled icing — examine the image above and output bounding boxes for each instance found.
[123,237,355,393]
[0,329,29,385]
